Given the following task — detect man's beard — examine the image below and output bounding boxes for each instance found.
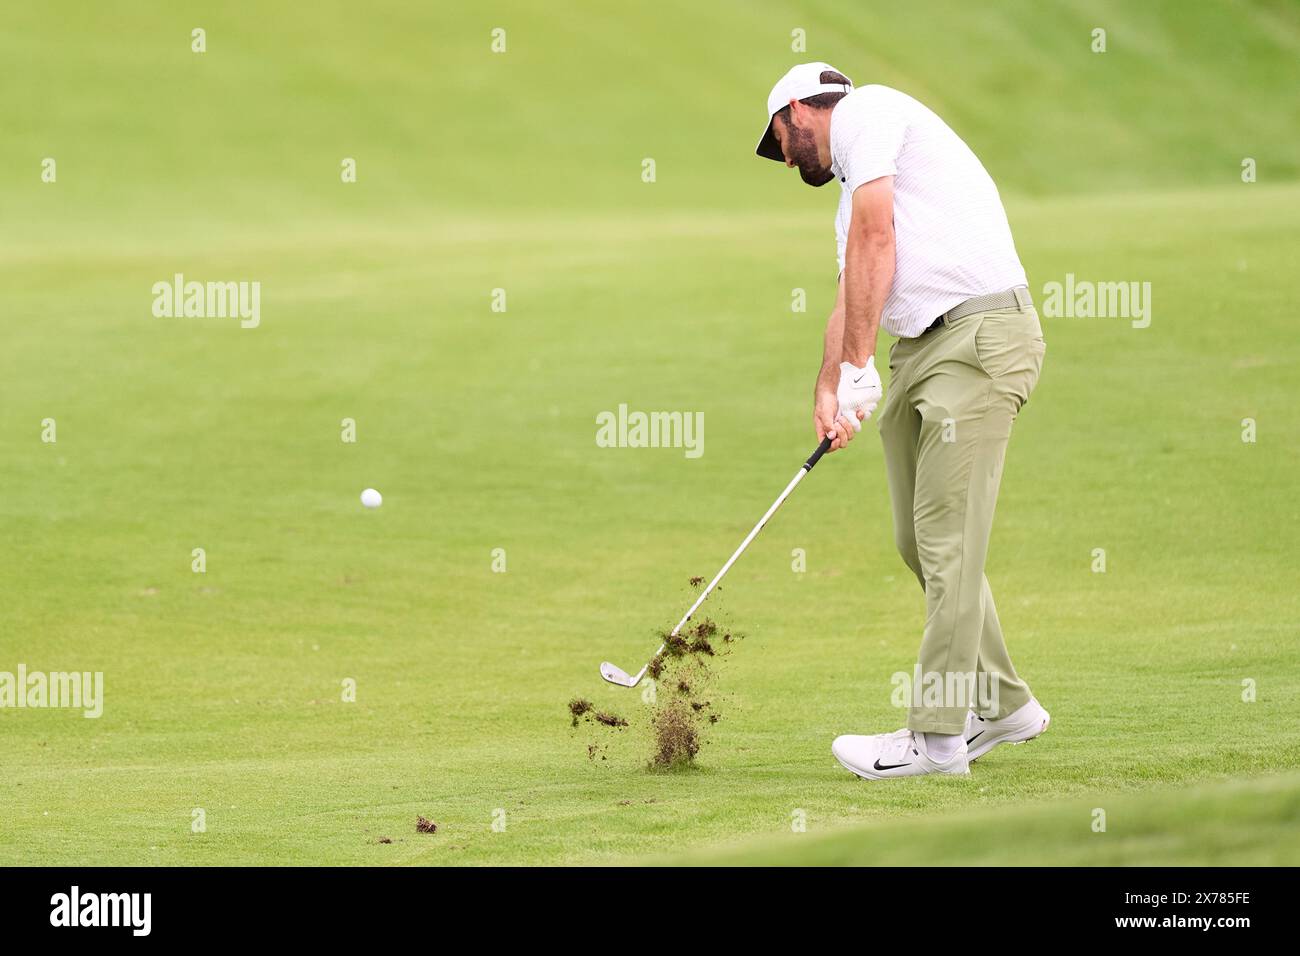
[788,125,834,187]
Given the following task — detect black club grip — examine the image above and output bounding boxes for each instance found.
[803,436,834,471]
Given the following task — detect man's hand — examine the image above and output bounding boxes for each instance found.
[814,379,868,452]
[836,356,882,430]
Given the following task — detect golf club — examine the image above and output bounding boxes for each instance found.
[600,435,835,687]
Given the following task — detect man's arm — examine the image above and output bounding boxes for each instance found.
[813,176,896,451]
[841,176,895,366]
[819,273,847,384]
[813,276,850,449]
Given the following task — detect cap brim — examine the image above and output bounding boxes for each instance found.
[755,119,784,162]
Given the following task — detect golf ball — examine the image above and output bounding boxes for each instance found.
[360,488,382,509]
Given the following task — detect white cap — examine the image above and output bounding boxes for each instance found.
[755,62,853,161]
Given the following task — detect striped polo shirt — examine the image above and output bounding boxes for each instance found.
[830,85,1027,339]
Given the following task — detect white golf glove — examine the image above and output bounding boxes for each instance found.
[835,356,883,432]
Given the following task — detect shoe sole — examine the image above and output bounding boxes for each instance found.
[968,710,1050,762]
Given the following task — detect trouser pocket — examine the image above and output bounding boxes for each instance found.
[973,309,1045,410]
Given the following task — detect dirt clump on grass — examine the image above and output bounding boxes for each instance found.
[644,618,733,769]
[569,697,594,726]
[569,612,742,770]
[663,633,690,656]
[658,618,719,663]
[571,700,630,734]
[651,700,700,767]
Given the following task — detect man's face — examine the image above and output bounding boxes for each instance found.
[775,109,834,187]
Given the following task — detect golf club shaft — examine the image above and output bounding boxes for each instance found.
[657,436,834,653]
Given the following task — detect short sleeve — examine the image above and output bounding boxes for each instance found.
[832,89,907,195]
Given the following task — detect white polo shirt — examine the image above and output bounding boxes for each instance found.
[830,85,1027,339]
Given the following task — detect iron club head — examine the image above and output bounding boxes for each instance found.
[600,661,647,688]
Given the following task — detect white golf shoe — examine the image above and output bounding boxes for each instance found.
[964,698,1051,761]
[832,728,970,780]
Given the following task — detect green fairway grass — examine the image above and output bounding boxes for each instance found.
[665,772,1300,866]
[1,1,1298,866]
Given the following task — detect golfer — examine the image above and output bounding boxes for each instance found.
[755,63,1050,779]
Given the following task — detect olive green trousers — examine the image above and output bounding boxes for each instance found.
[877,302,1046,733]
